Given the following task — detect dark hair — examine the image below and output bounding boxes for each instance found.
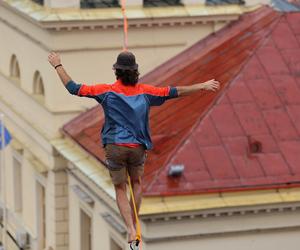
[115,68,140,86]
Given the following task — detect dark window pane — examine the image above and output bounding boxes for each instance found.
[81,0,120,8]
[206,0,245,5]
[32,0,44,5]
[144,0,182,7]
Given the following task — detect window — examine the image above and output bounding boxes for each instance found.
[80,209,92,250]
[206,0,245,5]
[31,0,44,5]
[33,71,45,103]
[10,54,21,83]
[81,0,120,8]
[37,181,46,250]
[144,0,182,7]
[13,151,23,213]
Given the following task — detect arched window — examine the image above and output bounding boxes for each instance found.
[33,71,45,104]
[10,54,21,83]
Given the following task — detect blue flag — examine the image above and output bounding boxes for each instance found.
[0,122,12,149]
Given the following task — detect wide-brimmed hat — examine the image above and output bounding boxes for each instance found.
[113,51,138,70]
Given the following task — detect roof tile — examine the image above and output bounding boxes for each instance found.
[216,94,230,105]
[211,104,245,137]
[242,56,268,80]
[222,136,265,178]
[271,20,300,49]
[257,43,290,76]
[263,108,299,141]
[200,145,238,179]
[227,78,254,103]
[169,137,209,172]
[233,103,269,135]
[230,155,264,178]
[270,75,300,105]
[257,153,291,176]
[286,13,300,35]
[193,117,222,147]
[281,50,300,76]
[222,136,249,156]
[279,141,300,174]
[246,78,282,110]
[286,105,300,134]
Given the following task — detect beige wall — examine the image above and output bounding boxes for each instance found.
[1,145,43,249]
[144,229,300,250]
[68,173,126,250]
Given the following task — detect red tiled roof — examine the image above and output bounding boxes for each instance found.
[289,0,300,7]
[63,7,300,196]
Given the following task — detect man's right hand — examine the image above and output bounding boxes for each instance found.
[48,52,61,68]
[48,52,72,86]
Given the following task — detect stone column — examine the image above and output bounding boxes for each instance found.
[44,0,80,8]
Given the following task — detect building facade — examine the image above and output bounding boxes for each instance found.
[0,0,275,250]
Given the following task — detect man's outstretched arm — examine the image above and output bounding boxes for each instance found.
[48,52,72,87]
[48,52,110,98]
[176,79,220,96]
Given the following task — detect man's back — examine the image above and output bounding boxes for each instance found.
[66,79,178,149]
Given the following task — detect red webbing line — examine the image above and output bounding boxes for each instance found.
[120,0,128,51]
[120,2,142,248]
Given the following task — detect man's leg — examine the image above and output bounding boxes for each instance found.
[114,182,136,242]
[129,177,143,225]
[127,147,146,226]
[105,145,137,243]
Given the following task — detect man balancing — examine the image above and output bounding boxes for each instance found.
[48,51,220,250]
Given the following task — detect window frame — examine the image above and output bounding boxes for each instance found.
[36,179,47,250]
[10,54,21,84]
[79,207,93,250]
[144,0,182,7]
[32,71,45,104]
[80,0,120,8]
[12,148,23,213]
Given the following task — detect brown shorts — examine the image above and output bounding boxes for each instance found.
[104,144,146,185]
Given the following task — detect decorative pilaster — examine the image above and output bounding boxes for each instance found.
[48,170,69,250]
